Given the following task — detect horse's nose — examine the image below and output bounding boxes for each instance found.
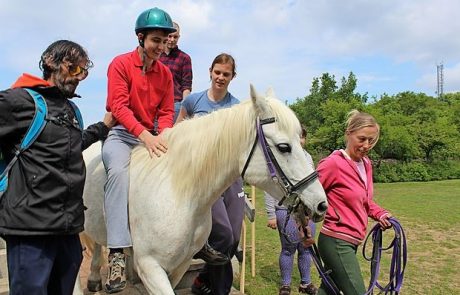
[317,201,328,213]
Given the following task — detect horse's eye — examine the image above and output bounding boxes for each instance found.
[276,143,291,153]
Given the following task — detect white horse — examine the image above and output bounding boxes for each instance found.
[74,86,327,295]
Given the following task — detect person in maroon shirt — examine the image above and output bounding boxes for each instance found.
[102,7,175,293]
[159,21,193,122]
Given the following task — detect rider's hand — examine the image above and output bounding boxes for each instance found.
[138,130,167,158]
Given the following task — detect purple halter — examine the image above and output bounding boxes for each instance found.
[241,117,319,208]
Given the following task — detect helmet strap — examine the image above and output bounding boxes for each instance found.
[137,33,145,48]
[137,32,148,74]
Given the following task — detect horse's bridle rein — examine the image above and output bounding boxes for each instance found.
[241,117,319,209]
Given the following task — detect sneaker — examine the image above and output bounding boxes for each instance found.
[105,252,127,293]
[193,242,229,265]
[299,283,318,295]
[279,285,291,295]
[191,277,213,295]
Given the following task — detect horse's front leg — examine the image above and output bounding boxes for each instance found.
[87,243,104,292]
[73,242,103,294]
[135,255,175,295]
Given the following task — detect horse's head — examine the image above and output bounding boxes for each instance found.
[240,85,327,223]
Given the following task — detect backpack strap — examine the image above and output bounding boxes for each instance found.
[0,88,48,196]
[21,89,48,149]
[68,100,84,129]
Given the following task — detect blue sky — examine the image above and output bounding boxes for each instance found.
[1,0,459,125]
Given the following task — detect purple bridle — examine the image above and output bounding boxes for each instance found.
[240,117,319,208]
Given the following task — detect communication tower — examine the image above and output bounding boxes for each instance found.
[436,63,444,98]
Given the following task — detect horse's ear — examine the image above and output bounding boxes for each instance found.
[250,84,270,118]
[266,87,277,98]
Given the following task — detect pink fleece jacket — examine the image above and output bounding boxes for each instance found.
[317,150,389,245]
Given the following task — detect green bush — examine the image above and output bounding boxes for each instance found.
[373,160,460,182]
[400,162,430,181]
[373,162,400,183]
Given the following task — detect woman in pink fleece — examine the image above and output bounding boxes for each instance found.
[316,110,392,295]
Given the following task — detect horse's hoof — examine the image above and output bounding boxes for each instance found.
[87,280,103,292]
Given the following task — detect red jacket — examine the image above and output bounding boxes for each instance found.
[106,48,174,137]
[317,150,389,245]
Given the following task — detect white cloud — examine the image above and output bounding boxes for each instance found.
[1,0,460,123]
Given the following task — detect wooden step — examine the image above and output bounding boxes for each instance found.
[0,249,7,280]
[175,287,243,295]
[0,248,7,291]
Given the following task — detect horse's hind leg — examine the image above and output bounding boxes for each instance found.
[169,261,192,289]
[135,255,175,295]
[87,243,103,292]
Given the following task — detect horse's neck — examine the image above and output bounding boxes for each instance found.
[169,108,252,208]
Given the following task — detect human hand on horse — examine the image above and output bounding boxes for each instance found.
[102,112,117,129]
[267,218,277,229]
[139,130,168,158]
[378,212,393,230]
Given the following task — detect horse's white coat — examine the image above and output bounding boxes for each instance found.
[73,87,327,295]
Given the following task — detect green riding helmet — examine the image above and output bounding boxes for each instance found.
[135,7,176,34]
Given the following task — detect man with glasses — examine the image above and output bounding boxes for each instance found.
[0,39,115,295]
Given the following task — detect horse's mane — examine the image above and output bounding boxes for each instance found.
[130,95,301,199]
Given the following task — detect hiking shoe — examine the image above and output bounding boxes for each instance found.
[279,285,291,295]
[193,242,229,265]
[299,283,318,295]
[105,252,127,293]
[191,277,213,295]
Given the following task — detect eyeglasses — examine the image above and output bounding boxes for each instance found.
[68,64,89,77]
[67,60,93,77]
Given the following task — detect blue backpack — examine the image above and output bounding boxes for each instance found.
[0,88,84,197]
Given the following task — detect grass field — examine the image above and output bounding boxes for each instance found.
[236,179,460,295]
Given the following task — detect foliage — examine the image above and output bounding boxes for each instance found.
[238,181,460,295]
[291,72,460,181]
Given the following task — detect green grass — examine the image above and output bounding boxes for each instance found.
[236,180,460,295]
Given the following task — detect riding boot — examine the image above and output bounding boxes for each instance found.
[193,241,229,265]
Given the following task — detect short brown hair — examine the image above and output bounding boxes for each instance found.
[210,53,236,78]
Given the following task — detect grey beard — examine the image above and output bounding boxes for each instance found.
[55,80,78,98]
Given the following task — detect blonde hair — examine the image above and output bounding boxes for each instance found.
[345,109,380,148]
[130,96,300,200]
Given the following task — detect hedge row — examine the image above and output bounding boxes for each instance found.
[373,160,460,183]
